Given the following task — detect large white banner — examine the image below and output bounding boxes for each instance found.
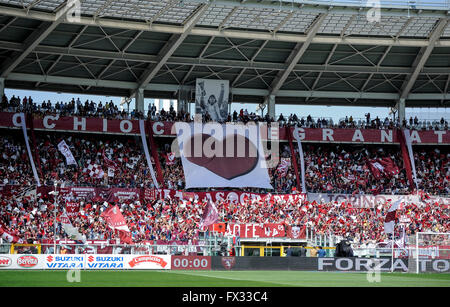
[293,127,306,193]
[195,78,229,122]
[174,122,273,189]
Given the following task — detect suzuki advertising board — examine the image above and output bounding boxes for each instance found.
[45,255,85,270]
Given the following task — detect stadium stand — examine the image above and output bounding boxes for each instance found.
[0,99,448,249]
[0,1,448,271]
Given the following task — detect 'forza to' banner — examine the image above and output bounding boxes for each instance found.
[174,122,273,189]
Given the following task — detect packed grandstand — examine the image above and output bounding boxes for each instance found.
[0,94,448,256]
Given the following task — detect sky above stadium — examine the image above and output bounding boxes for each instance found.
[5,88,450,123]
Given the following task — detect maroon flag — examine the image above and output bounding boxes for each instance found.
[384,199,401,234]
[378,157,400,177]
[397,129,415,190]
[103,150,118,169]
[368,159,384,180]
[200,200,219,228]
[65,202,80,218]
[368,158,399,179]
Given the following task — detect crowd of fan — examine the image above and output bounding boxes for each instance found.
[36,133,154,189]
[1,132,448,196]
[300,144,449,196]
[0,188,447,247]
[0,133,448,248]
[1,94,448,131]
[0,135,34,186]
[158,142,449,196]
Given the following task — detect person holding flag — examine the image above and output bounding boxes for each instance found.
[384,198,402,272]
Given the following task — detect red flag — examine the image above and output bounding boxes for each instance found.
[0,225,23,243]
[165,152,176,165]
[209,223,226,233]
[101,205,130,233]
[117,229,133,244]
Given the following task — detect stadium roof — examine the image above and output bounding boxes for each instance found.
[0,0,449,109]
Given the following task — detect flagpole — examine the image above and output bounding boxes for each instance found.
[53,180,58,254]
[391,225,395,273]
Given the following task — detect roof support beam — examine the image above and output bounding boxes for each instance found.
[399,18,449,100]
[181,35,215,85]
[262,13,327,109]
[5,72,450,101]
[0,5,448,48]
[2,39,450,77]
[131,3,210,99]
[268,13,327,96]
[0,3,71,78]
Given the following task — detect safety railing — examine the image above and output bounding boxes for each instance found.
[337,117,448,130]
[2,243,219,256]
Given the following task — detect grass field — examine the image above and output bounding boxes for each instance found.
[0,270,449,287]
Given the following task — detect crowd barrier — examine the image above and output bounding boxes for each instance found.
[0,254,448,273]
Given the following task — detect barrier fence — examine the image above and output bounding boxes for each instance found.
[0,252,448,273]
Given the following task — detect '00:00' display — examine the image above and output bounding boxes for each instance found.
[171,256,211,270]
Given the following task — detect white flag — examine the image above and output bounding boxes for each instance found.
[108,167,115,177]
[60,212,85,242]
[57,140,77,166]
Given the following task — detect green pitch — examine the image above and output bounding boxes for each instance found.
[0,270,449,287]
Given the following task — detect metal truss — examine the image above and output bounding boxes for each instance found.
[131,2,210,99]
[0,0,448,107]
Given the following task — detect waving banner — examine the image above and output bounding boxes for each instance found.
[57,140,77,166]
[174,122,273,189]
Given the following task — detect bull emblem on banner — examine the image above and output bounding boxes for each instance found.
[291,226,300,239]
[221,257,236,270]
